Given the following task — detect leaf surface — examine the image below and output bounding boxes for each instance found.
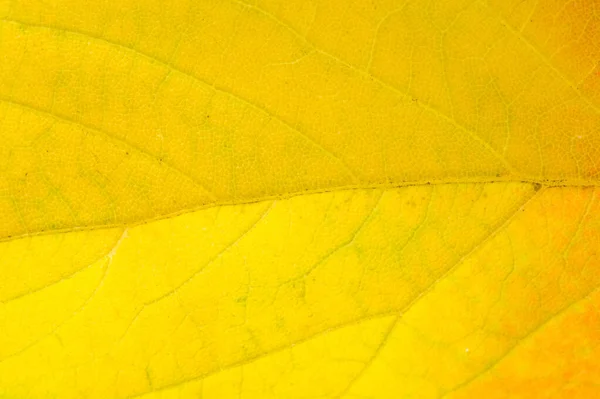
[0,0,599,398]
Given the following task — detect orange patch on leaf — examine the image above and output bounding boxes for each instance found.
[449,287,600,399]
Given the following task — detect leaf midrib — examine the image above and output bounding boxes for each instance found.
[1,5,598,240]
[1,179,595,243]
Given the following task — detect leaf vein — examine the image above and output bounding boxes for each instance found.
[0,97,219,201]
[0,18,359,183]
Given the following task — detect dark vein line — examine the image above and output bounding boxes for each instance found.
[0,180,589,245]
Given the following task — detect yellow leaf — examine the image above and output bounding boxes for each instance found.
[0,0,599,398]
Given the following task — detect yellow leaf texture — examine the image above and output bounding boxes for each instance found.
[0,0,599,397]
